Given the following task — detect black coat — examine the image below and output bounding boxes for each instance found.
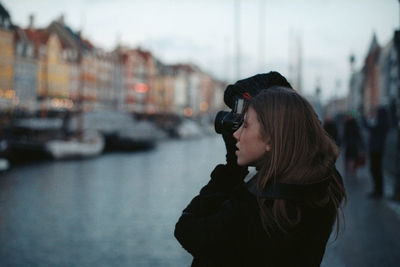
[174,164,339,267]
[362,116,389,153]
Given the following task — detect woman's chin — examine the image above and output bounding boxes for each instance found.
[236,159,246,166]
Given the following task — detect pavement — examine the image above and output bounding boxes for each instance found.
[382,127,400,217]
[320,129,400,267]
[363,126,400,220]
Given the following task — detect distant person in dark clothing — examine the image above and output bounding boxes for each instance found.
[175,73,346,267]
[324,116,339,145]
[342,115,364,174]
[363,107,389,198]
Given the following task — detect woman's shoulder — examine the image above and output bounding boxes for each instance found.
[219,184,264,228]
[227,184,259,211]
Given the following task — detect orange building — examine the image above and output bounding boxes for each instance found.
[363,33,381,115]
[0,6,14,110]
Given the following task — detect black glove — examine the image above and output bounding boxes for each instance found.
[224,71,293,109]
[222,130,248,173]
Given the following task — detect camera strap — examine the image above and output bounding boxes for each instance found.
[248,178,332,201]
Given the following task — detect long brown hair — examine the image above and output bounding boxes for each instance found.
[250,86,346,237]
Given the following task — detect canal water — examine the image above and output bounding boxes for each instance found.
[0,135,226,267]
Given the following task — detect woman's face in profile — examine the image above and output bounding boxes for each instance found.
[233,106,271,166]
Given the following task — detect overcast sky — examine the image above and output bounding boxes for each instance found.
[2,0,398,102]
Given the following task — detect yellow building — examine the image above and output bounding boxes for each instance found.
[153,65,175,114]
[37,32,69,110]
[0,28,15,109]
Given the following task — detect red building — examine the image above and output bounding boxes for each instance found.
[363,33,381,115]
[116,46,156,113]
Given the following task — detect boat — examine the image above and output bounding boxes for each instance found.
[0,157,9,171]
[45,130,105,159]
[112,119,166,150]
[5,117,64,162]
[6,115,105,162]
[69,111,166,151]
[0,139,9,171]
[175,119,203,139]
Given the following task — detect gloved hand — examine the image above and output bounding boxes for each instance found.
[222,130,248,173]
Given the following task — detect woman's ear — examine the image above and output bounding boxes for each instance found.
[265,139,272,152]
[265,144,271,152]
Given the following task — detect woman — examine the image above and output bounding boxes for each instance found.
[175,76,346,267]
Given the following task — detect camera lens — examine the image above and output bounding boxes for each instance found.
[214,111,229,134]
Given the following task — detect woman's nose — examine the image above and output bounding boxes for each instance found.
[233,126,241,141]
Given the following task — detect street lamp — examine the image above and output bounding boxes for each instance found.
[393,0,400,200]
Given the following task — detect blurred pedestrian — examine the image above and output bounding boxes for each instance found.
[323,116,339,145]
[174,72,346,267]
[342,115,364,174]
[362,107,389,198]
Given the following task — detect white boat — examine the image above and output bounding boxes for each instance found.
[68,111,166,151]
[46,130,105,160]
[0,158,9,172]
[114,119,167,150]
[176,119,203,139]
[0,140,9,171]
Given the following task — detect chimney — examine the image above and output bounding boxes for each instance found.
[58,14,65,25]
[28,14,34,30]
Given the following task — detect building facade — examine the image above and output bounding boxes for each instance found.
[13,27,37,112]
[0,6,14,110]
[379,36,399,125]
[363,34,381,115]
[0,11,227,118]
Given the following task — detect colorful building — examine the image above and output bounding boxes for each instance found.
[13,27,38,112]
[154,61,175,114]
[379,35,399,125]
[171,64,190,116]
[81,49,97,111]
[46,33,69,100]
[198,72,213,116]
[363,33,380,115]
[109,50,125,111]
[131,48,156,114]
[0,4,14,110]
[0,11,226,117]
[116,47,136,112]
[47,17,94,111]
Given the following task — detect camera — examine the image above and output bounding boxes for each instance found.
[214,98,247,134]
[214,71,293,135]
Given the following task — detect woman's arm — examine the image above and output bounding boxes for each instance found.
[177,164,248,218]
[175,197,245,259]
[174,164,249,258]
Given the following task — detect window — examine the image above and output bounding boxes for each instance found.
[27,45,33,58]
[39,45,46,58]
[16,42,23,56]
[4,19,9,29]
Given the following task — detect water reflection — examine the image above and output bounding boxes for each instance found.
[0,136,225,266]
